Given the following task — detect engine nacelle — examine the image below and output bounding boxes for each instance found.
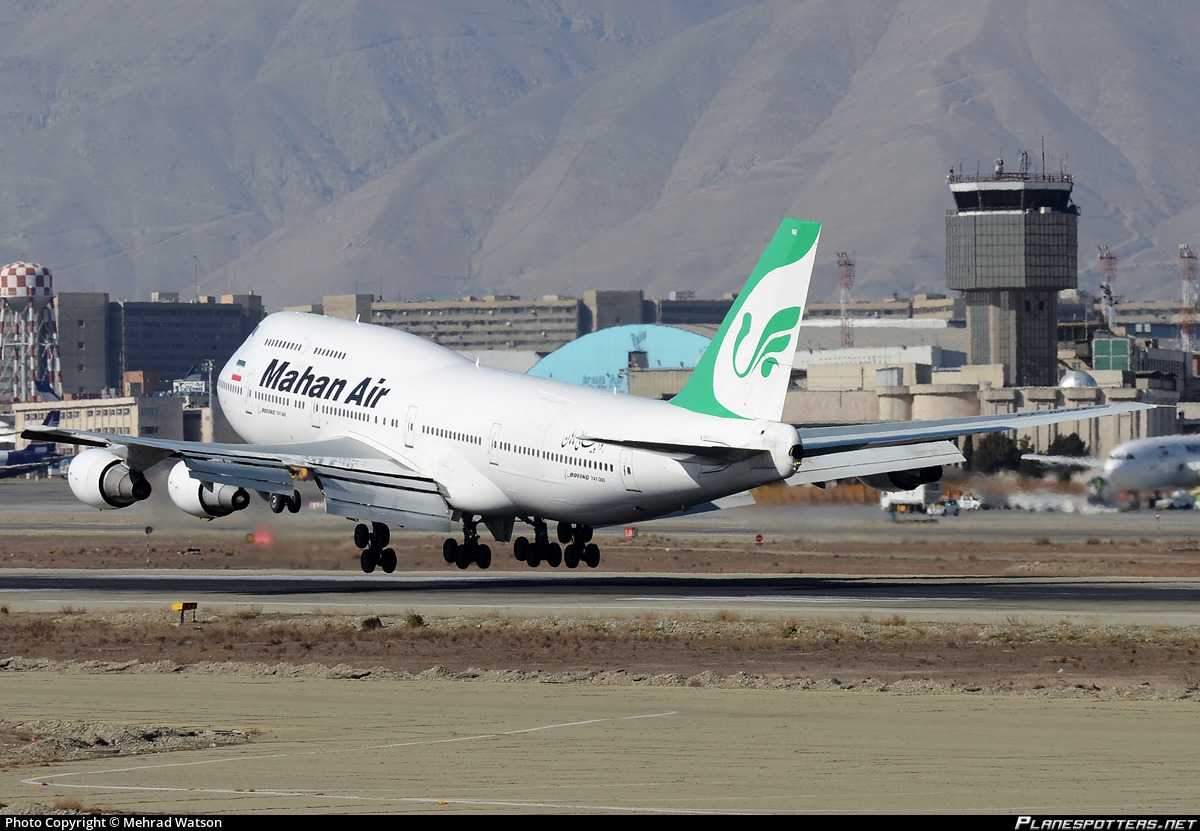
[68,447,152,510]
[857,465,943,492]
[167,461,250,519]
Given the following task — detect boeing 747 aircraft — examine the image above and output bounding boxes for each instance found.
[27,219,1149,572]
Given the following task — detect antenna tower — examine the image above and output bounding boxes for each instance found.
[1097,245,1117,330]
[1181,244,1197,353]
[836,251,855,349]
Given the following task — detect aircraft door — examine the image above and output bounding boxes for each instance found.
[489,423,502,465]
[243,373,256,414]
[405,406,417,448]
[620,448,640,492]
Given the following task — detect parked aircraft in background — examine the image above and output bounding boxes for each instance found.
[27,218,1150,572]
[1027,434,1200,503]
[1,412,62,479]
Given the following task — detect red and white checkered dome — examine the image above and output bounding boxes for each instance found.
[0,262,54,297]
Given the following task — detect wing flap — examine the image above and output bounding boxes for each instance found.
[183,458,298,494]
[317,468,451,531]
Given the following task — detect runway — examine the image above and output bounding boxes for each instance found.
[4,569,1200,625]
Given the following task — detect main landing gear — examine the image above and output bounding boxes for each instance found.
[356,521,397,574]
[442,515,492,570]
[512,520,600,569]
[268,489,302,514]
[435,516,600,571]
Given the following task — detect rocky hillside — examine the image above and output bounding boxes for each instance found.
[1,1,1194,306]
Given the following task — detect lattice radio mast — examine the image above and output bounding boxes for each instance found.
[836,251,855,349]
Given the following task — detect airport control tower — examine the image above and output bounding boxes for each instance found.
[0,261,62,404]
[946,151,1078,387]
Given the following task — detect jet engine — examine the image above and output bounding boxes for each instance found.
[167,460,250,519]
[857,465,943,492]
[68,447,152,510]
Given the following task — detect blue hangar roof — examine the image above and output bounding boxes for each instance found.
[527,324,711,394]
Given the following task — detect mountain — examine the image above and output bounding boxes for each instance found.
[1,1,1196,307]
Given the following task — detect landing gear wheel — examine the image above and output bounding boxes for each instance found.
[476,544,492,570]
[583,543,600,568]
[557,522,573,544]
[564,543,580,569]
[546,542,562,568]
[286,489,301,513]
[360,548,378,574]
[455,543,473,570]
[354,523,371,549]
[442,538,458,564]
[372,522,390,548]
[578,526,593,544]
[513,536,529,562]
[526,546,542,568]
[269,493,287,514]
[379,548,397,574]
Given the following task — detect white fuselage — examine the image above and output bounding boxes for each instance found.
[218,313,797,526]
[1102,434,1200,495]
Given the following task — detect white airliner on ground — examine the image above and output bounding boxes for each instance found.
[28,219,1150,572]
[1028,434,1200,501]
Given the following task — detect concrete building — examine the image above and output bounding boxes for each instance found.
[582,290,643,332]
[14,391,238,455]
[54,292,110,400]
[54,292,264,398]
[805,294,965,322]
[311,289,680,354]
[109,293,263,388]
[368,296,584,352]
[647,292,735,326]
[947,154,1078,387]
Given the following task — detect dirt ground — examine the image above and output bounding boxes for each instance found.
[6,523,1200,576]
[4,526,1200,709]
[5,509,1200,783]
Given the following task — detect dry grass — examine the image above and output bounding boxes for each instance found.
[2,610,1199,690]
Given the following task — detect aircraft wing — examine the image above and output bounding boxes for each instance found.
[22,426,452,531]
[795,402,1151,456]
[0,459,64,479]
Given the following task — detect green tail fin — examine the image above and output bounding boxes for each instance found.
[671,218,820,421]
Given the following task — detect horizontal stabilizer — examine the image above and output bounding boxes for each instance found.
[789,441,964,486]
[653,490,758,520]
[578,435,763,463]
